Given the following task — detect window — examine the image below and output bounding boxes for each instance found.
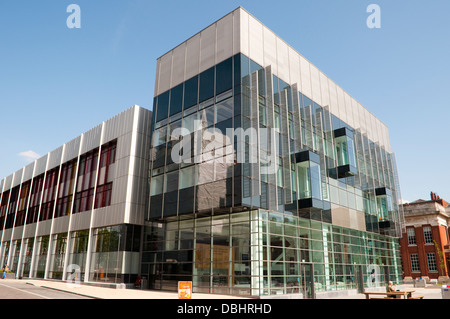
[39,168,60,221]
[199,67,215,103]
[150,174,164,196]
[427,253,437,272]
[94,141,116,209]
[156,91,170,122]
[5,186,20,229]
[26,174,44,224]
[179,166,197,189]
[407,228,416,245]
[55,159,77,218]
[410,254,420,272]
[184,75,198,110]
[169,83,183,116]
[215,57,232,95]
[74,149,99,213]
[15,181,31,227]
[0,190,10,229]
[423,226,433,244]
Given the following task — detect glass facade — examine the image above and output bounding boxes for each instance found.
[145,53,404,297]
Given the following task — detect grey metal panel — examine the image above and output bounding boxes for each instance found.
[23,162,35,182]
[52,216,70,234]
[92,203,126,228]
[2,229,12,241]
[47,146,64,170]
[36,220,52,236]
[3,174,13,192]
[34,154,48,176]
[69,211,92,232]
[63,136,81,163]
[12,226,24,240]
[103,106,135,144]
[12,168,23,187]
[81,124,102,154]
[111,175,129,206]
[24,224,37,238]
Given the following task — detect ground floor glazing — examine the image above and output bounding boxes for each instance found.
[141,209,403,297]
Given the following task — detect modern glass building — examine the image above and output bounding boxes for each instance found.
[142,7,405,298]
[0,7,404,299]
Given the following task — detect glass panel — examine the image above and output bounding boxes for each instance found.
[184,76,198,109]
[170,83,183,116]
[215,57,232,95]
[199,67,215,103]
[156,91,170,122]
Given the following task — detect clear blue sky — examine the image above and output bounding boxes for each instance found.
[0,0,449,203]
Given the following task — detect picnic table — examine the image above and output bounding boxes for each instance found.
[363,290,423,299]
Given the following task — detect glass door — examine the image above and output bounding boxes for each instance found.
[300,263,314,299]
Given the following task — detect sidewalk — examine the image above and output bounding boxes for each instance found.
[6,279,447,299]
[23,279,248,299]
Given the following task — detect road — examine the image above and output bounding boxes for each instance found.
[0,280,93,299]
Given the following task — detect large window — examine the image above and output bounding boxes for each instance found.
[4,187,19,229]
[74,149,99,214]
[39,168,60,221]
[423,226,433,244]
[15,181,31,227]
[0,190,10,229]
[94,141,116,209]
[407,228,416,246]
[55,159,77,218]
[410,253,420,272]
[426,253,437,272]
[26,174,44,224]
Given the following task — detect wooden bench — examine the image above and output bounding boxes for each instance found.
[363,290,418,299]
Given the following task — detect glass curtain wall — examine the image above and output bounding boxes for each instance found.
[142,210,402,296]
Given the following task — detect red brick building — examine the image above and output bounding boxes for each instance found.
[400,192,450,283]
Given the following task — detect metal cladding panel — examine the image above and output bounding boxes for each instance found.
[276,37,289,83]
[92,203,127,228]
[63,136,81,163]
[34,154,48,177]
[310,64,321,106]
[0,179,3,192]
[12,225,23,240]
[24,223,37,238]
[47,146,63,171]
[171,43,186,88]
[299,56,312,99]
[2,229,12,241]
[239,8,249,58]
[263,27,277,77]
[23,162,35,181]
[111,175,129,206]
[158,52,172,95]
[12,168,23,187]
[81,124,102,154]
[233,8,241,56]
[103,106,135,144]
[3,174,13,192]
[185,34,201,82]
[36,220,52,236]
[320,72,330,108]
[216,12,234,64]
[116,132,133,164]
[199,24,216,73]
[328,80,339,117]
[52,215,70,234]
[288,48,301,92]
[248,14,264,68]
[69,211,91,232]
